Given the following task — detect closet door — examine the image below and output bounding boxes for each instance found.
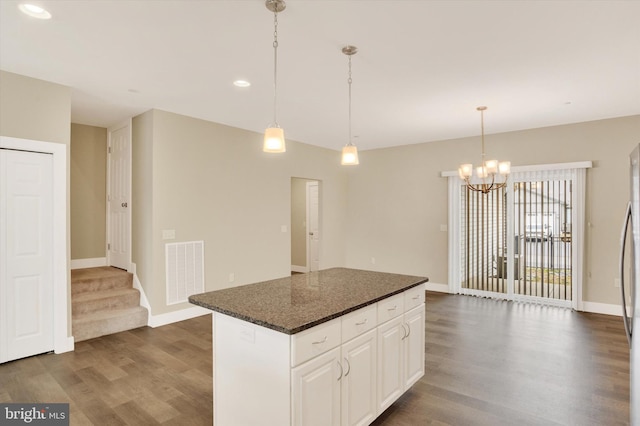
[0,149,54,363]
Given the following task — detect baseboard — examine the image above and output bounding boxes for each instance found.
[148,306,211,328]
[291,265,308,273]
[70,257,107,269]
[132,269,152,322]
[54,336,74,354]
[581,301,622,316]
[132,266,211,328]
[426,282,450,293]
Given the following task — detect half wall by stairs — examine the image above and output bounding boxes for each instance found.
[71,266,148,342]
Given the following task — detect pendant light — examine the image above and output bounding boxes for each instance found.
[458,106,510,193]
[341,45,359,165]
[263,0,286,153]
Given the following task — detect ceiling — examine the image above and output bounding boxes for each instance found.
[1,0,639,152]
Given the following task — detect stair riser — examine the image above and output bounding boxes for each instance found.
[72,292,141,316]
[73,309,148,342]
[72,275,133,295]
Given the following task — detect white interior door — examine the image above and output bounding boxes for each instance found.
[0,149,54,363]
[307,181,320,272]
[108,121,131,270]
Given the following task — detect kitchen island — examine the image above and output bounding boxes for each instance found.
[189,267,428,426]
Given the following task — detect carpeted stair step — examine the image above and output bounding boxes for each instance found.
[71,266,133,295]
[72,287,141,316]
[72,306,148,342]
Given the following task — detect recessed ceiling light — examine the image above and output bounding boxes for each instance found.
[18,3,51,19]
[233,80,251,88]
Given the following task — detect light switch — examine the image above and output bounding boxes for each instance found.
[162,229,176,240]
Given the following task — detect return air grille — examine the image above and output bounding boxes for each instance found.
[165,241,204,305]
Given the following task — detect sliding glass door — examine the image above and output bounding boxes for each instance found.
[454,165,584,309]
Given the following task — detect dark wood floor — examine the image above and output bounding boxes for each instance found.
[0,292,630,425]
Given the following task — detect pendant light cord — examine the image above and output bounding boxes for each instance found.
[272,9,279,126]
[348,54,353,146]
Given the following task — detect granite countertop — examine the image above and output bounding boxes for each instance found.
[188,267,428,335]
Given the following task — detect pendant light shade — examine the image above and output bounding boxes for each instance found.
[341,145,359,165]
[341,45,359,166]
[263,0,286,153]
[264,126,285,153]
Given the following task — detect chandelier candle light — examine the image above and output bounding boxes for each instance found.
[341,45,359,165]
[458,106,510,193]
[263,0,286,153]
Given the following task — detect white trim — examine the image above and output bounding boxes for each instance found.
[148,306,211,328]
[132,269,151,319]
[425,282,450,293]
[291,265,308,273]
[70,257,107,269]
[441,161,593,177]
[0,136,72,355]
[447,177,461,294]
[581,301,622,316]
[133,266,210,328]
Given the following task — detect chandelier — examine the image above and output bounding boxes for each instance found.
[458,106,510,193]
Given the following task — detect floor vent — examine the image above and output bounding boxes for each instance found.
[165,241,205,305]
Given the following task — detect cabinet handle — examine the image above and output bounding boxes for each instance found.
[337,360,343,381]
[401,323,409,340]
[355,318,368,326]
[405,323,411,339]
[412,295,420,300]
[387,305,397,311]
[343,357,351,377]
[312,336,327,345]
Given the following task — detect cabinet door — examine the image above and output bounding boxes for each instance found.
[292,347,342,426]
[341,329,377,426]
[404,304,425,389]
[377,315,404,413]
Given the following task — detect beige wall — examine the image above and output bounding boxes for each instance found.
[0,70,72,333]
[132,110,348,315]
[71,123,107,260]
[345,115,640,305]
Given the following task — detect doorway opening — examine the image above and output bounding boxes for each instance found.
[291,178,321,274]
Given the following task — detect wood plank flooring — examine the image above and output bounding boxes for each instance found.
[0,292,630,425]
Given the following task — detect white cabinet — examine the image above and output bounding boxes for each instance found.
[377,315,405,412]
[212,283,425,426]
[377,302,426,413]
[341,329,377,426]
[292,347,342,426]
[404,305,425,389]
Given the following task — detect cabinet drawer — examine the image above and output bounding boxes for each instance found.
[377,293,404,324]
[341,304,377,343]
[404,284,425,311]
[291,318,341,367]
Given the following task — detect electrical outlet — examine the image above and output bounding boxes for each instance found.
[614,278,621,288]
[229,273,235,283]
[371,257,376,264]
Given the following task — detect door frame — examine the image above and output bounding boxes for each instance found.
[0,136,72,354]
[306,180,320,272]
[444,161,591,311]
[106,119,132,271]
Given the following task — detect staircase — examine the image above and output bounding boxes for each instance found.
[71,266,148,342]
